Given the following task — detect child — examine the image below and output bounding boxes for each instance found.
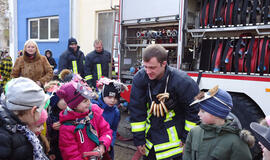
[251,122,270,160]
[0,77,49,160]
[56,81,113,160]
[29,109,50,155]
[47,92,67,160]
[183,86,255,160]
[92,78,128,160]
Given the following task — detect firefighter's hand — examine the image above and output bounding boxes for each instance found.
[180,142,185,153]
[52,121,61,130]
[137,145,146,155]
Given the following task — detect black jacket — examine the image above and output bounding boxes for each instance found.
[129,66,200,158]
[58,46,85,77]
[84,50,111,87]
[45,50,57,70]
[0,105,33,160]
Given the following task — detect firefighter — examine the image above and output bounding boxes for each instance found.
[58,37,85,78]
[84,40,111,88]
[129,44,200,160]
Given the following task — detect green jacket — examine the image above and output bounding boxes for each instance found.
[183,120,252,160]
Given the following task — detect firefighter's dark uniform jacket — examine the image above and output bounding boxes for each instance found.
[58,46,85,77]
[129,65,200,160]
[84,50,111,87]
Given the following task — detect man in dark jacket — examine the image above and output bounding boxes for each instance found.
[84,40,111,88]
[58,38,85,77]
[129,44,200,160]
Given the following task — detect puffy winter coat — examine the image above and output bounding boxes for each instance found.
[0,105,34,160]
[58,46,85,77]
[129,65,200,160]
[59,104,112,160]
[91,96,120,147]
[183,120,253,160]
[11,52,53,86]
[84,50,111,87]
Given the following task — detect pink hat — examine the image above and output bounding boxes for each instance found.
[36,109,48,126]
[265,115,270,127]
[56,81,95,109]
[56,81,85,109]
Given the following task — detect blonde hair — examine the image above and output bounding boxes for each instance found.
[23,39,41,55]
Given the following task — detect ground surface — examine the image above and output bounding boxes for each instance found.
[114,108,143,160]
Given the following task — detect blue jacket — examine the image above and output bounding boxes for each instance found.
[91,96,120,146]
[84,50,111,87]
[129,65,200,159]
[58,46,85,77]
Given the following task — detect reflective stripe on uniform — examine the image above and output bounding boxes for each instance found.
[85,75,93,81]
[72,61,78,74]
[156,147,183,160]
[145,120,150,136]
[145,139,153,156]
[97,64,102,80]
[130,121,146,132]
[167,126,179,142]
[164,110,175,122]
[185,120,197,131]
[154,139,181,152]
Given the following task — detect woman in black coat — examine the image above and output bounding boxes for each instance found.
[45,49,57,70]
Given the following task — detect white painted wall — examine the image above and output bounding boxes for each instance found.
[75,0,119,55]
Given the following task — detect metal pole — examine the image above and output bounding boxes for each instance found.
[177,0,185,69]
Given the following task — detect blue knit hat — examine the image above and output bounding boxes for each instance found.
[190,86,233,119]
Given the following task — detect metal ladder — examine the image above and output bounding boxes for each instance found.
[110,6,121,80]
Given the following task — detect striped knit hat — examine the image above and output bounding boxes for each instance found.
[190,86,233,119]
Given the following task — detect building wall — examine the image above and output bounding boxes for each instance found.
[76,0,119,54]
[17,0,70,68]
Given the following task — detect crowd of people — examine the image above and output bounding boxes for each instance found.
[0,39,270,160]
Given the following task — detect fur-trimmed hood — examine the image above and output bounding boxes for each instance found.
[200,119,255,148]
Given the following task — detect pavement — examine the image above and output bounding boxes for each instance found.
[114,107,143,160]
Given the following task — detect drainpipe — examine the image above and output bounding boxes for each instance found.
[9,0,17,64]
[69,0,77,38]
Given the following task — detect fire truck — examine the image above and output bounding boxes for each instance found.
[114,0,270,158]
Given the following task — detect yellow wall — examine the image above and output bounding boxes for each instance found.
[75,0,119,55]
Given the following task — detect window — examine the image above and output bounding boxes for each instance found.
[97,11,114,55]
[28,16,59,41]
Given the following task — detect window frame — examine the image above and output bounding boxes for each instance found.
[28,16,59,42]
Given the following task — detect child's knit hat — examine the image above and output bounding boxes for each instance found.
[190,86,233,119]
[56,81,94,109]
[100,78,128,100]
[5,77,49,113]
[36,109,48,126]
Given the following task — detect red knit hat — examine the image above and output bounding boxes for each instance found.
[56,81,95,109]
[56,82,85,109]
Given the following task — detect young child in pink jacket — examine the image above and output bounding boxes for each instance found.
[56,81,113,160]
